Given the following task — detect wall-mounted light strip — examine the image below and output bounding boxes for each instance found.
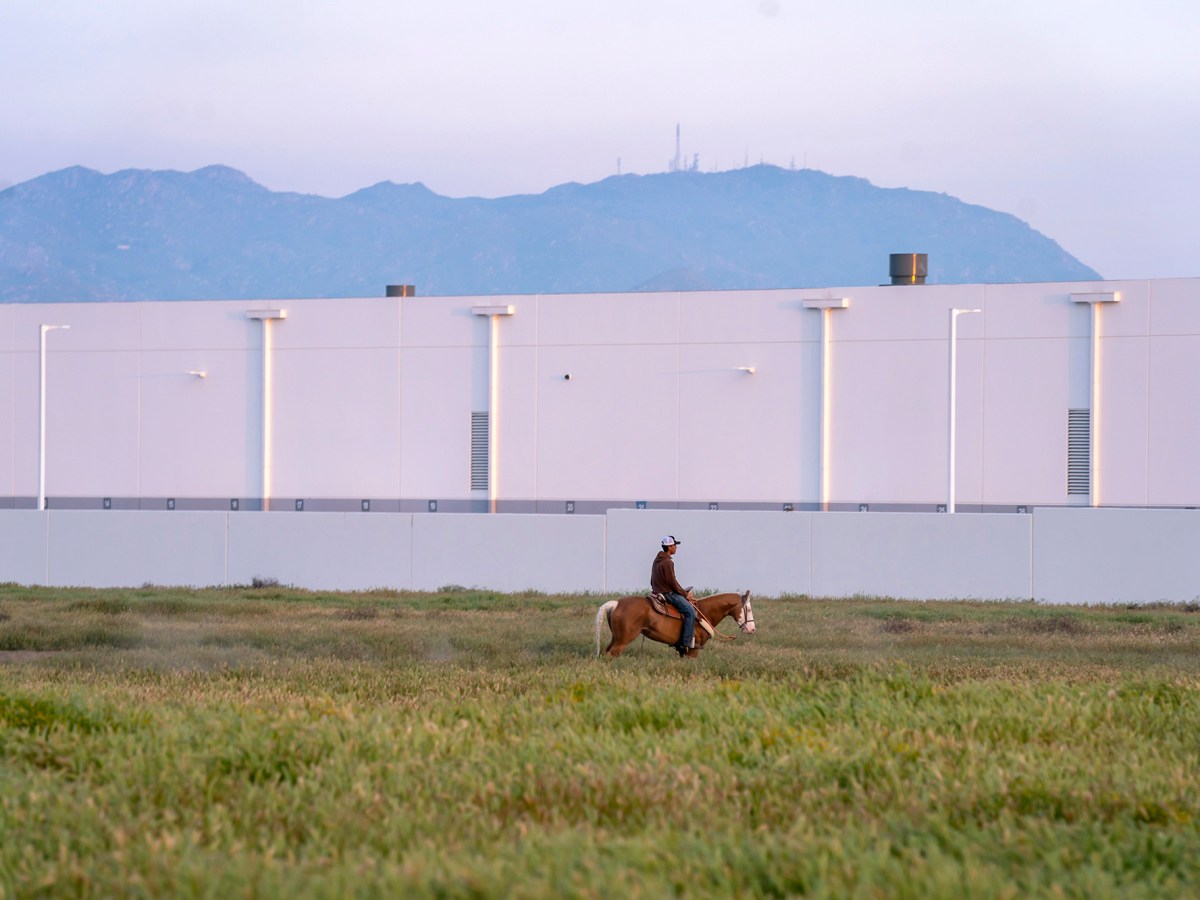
[247,309,287,510]
[802,298,849,511]
[1071,292,1120,507]
[472,305,515,513]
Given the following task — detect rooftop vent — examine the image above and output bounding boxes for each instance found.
[889,253,928,286]
[386,284,416,297]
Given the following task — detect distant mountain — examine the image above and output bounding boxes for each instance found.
[0,164,1099,302]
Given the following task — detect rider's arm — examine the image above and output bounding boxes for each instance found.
[665,559,687,596]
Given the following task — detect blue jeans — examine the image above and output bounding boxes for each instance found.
[665,592,696,649]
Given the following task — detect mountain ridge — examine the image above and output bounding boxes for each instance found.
[0,164,1100,302]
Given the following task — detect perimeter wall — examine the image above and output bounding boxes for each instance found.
[3,507,1198,605]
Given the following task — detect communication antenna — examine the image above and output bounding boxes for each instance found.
[671,123,682,172]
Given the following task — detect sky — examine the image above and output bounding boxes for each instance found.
[2,0,1197,280]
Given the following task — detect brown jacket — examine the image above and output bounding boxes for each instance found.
[651,550,686,595]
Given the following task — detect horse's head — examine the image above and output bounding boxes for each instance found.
[736,590,756,634]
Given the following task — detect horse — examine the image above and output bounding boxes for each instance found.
[595,590,755,657]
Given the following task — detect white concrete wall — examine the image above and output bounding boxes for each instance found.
[227,512,412,591]
[810,512,1031,600]
[605,508,811,597]
[0,511,48,586]
[2,507,1199,604]
[410,513,605,593]
[47,512,227,588]
[1032,507,1200,605]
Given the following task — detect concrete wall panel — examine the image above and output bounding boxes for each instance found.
[1033,508,1200,604]
[495,346,539,503]
[1095,281,1151,338]
[0,512,48,585]
[6,506,1200,605]
[1148,278,1200,334]
[604,509,812,598]
[271,347,402,498]
[52,350,141,498]
[981,283,1089,341]
[678,290,815,344]
[835,284,986,343]
[227,512,412,591]
[140,300,258,351]
[830,339,948,504]
[811,511,1031,600]
[139,349,258,499]
[271,297,399,350]
[47,511,227,587]
[12,302,139,352]
[401,296,476,348]
[677,342,817,503]
[399,347,474,499]
[981,337,1085,506]
[0,305,14,497]
[538,292,678,346]
[410,513,604,593]
[534,345,678,501]
[8,349,39,501]
[1098,335,1150,506]
[1147,335,1200,506]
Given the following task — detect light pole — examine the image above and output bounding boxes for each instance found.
[947,308,981,513]
[38,324,70,511]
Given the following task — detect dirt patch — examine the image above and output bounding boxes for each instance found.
[880,617,918,634]
[1008,614,1087,635]
[337,607,381,621]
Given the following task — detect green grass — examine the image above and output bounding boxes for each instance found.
[1,586,1198,898]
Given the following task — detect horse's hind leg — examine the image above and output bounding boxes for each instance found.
[604,633,634,657]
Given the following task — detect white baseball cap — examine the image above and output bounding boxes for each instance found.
[661,535,682,547]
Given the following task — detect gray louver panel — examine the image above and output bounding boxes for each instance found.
[1067,408,1090,496]
[470,412,489,491]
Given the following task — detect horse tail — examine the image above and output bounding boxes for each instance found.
[595,599,618,656]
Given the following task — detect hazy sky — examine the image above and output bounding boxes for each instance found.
[2,1,1197,279]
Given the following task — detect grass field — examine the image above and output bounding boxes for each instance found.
[1,584,1198,898]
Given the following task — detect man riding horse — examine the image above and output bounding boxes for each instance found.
[651,535,697,657]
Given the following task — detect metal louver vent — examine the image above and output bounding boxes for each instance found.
[1067,408,1090,496]
[470,412,489,491]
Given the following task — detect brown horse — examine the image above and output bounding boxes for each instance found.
[595,590,755,657]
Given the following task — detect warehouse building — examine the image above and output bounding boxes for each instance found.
[2,273,1199,602]
[2,275,1197,514]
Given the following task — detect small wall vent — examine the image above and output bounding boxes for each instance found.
[1067,408,1091,495]
[470,412,489,491]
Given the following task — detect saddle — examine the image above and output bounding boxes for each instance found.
[645,592,715,638]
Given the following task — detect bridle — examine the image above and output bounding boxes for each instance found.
[709,592,754,642]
